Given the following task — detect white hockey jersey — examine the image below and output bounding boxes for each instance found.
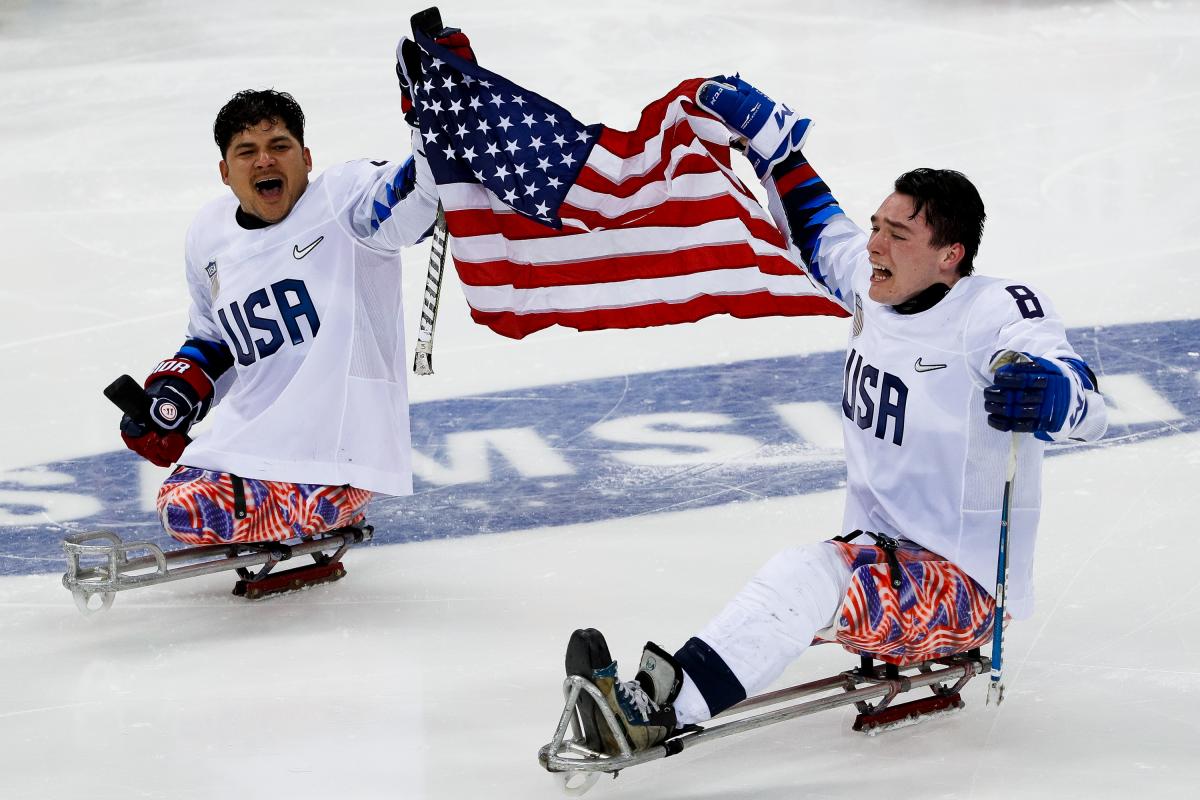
[177,155,438,496]
[812,214,1107,619]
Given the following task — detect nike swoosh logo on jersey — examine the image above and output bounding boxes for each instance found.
[293,236,324,259]
[914,358,948,373]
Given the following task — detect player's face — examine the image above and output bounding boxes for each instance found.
[866,192,963,306]
[219,120,312,224]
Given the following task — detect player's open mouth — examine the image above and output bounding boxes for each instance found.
[870,263,892,282]
[255,178,284,200]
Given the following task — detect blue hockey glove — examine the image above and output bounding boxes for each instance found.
[984,354,1071,441]
[696,75,812,179]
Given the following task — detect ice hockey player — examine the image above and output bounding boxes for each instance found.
[567,76,1109,754]
[117,30,476,549]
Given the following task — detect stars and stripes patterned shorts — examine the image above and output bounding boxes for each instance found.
[827,539,997,665]
[156,467,372,546]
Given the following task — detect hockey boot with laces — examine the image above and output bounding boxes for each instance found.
[565,628,614,753]
[591,641,683,754]
[695,75,812,179]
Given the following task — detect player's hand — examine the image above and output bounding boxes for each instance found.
[396,28,476,127]
[120,420,190,468]
[396,38,421,124]
[695,75,811,179]
[984,354,1071,441]
[119,359,212,467]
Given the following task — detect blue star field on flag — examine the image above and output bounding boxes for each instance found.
[410,31,602,229]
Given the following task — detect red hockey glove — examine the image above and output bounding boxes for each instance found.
[397,28,477,126]
[119,357,213,467]
[120,426,190,468]
[435,30,476,64]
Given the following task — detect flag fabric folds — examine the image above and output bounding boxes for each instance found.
[408,32,850,339]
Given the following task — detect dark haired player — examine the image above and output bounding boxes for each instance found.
[567,77,1108,754]
[119,87,438,547]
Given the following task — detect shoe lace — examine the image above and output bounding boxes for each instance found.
[616,679,657,723]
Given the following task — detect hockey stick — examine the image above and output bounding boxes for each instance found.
[412,205,448,375]
[987,429,1017,706]
[986,350,1028,706]
[405,6,450,376]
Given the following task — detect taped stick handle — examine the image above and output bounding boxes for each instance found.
[104,374,150,419]
[411,6,443,36]
[413,205,448,375]
[403,7,448,85]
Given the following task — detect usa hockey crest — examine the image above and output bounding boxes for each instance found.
[205,259,220,297]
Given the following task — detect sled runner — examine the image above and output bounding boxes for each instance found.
[61,524,372,614]
[538,649,989,795]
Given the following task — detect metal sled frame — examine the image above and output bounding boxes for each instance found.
[62,525,373,614]
[539,651,990,792]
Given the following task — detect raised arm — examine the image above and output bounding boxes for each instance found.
[696,76,861,301]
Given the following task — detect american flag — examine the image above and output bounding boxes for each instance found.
[408,31,849,339]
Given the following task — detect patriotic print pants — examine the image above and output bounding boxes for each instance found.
[156,467,373,546]
[828,538,996,664]
[671,539,996,725]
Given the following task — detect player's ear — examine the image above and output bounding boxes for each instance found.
[303,147,313,173]
[942,242,964,273]
[219,159,230,186]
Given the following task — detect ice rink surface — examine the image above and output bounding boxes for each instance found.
[2,0,1199,797]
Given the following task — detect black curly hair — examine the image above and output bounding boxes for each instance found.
[213,89,305,156]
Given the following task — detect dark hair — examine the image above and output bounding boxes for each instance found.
[213,89,305,156]
[893,168,986,276]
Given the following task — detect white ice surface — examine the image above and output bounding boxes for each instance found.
[2,1,1199,798]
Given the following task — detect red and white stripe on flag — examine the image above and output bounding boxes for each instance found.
[439,78,850,339]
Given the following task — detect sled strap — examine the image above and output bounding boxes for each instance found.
[231,474,247,520]
[835,530,903,590]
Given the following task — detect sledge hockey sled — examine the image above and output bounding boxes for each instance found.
[538,648,990,795]
[61,524,373,614]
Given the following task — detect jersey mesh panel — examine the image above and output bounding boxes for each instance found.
[349,248,403,381]
[962,389,1043,514]
[962,389,1008,511]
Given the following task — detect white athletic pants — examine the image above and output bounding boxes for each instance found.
[673,542,854,725]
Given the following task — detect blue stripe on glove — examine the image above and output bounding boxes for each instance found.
[696,75,811,179]
[177,337,234,382]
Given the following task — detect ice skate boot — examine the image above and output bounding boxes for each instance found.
[591,640,683,754]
